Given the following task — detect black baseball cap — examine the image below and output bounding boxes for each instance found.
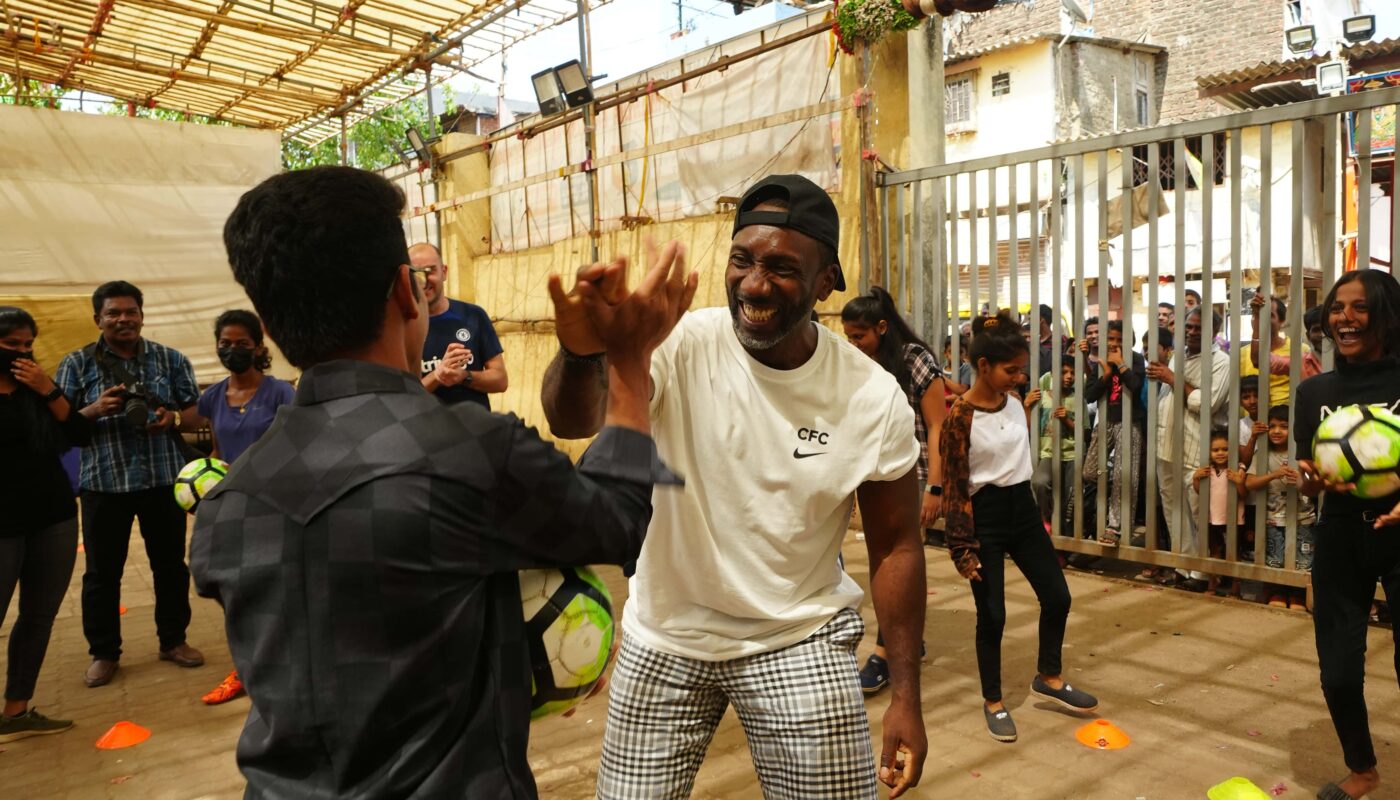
[732,174,845,291]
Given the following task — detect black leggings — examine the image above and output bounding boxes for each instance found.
[0,519,78,701]
[969,482,1072,702]
[1312,514,1400,773]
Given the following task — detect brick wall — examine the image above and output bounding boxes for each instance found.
[947,0,1286,123]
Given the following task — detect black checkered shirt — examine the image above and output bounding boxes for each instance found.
[190,360,676,799]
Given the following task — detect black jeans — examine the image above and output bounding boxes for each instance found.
[1312,513,1400,773]
[80,487,191,660]
[0,519,78,701]
[969,482,1072,703]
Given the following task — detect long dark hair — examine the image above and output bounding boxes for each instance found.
[0,307,64,455]
[969,311,1030,367]
[1320,269,1400,364]
[840,286,932,393]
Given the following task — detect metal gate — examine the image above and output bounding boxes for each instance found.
[876,85,1400,586]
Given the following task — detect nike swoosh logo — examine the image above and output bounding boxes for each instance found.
[793,449,826,459]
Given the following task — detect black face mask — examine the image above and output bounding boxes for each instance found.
[218,347,256,374]
[0,348,34,373]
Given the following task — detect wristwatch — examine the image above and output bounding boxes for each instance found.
[43,386,64,402]
[926,484,943,497]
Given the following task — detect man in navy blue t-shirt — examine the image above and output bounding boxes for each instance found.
[410,243,507,408]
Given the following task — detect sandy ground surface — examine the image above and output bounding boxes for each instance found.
[3,526,1399,800]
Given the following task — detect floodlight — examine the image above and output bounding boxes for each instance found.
[1343,14,1376,44]
[532,67,566,117]
[555,60,593,108]
[405,126,432,163]
[1285,25,1317,54]
[1316,61,1347,95]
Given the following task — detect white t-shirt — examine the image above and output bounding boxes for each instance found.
[968,398,1035,494]
[625,307,918,661]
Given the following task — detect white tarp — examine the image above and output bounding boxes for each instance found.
[0,105,284,383]
[490,17,840,253]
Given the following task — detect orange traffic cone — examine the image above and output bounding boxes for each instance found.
[96,721,151,749]
[1075,718,1130,750]
[118,604,127,615]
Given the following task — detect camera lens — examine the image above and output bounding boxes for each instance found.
[123,394,148,428]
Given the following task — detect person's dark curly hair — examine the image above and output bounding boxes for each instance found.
[223,166,411,369]
[214,309,273,372]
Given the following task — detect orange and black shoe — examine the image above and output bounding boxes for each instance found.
[202,670,245,705]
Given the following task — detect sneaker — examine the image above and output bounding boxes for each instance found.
[0,708,73,743]
[202,670,246,705]
[983,704,1017,742]
[1030,675,1099,713]
[858,654,889,695]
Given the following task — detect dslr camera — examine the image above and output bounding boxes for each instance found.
[119,382,165,429]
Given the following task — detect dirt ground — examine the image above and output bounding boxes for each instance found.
[3,528,1399,800]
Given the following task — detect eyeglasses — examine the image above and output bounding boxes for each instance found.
[387,266,433,299]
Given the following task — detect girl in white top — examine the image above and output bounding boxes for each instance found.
[940,312,1100,743]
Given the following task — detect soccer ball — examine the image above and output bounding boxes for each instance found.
[520,566,615,720]
[173,458,229,513]
[1313,404,1400,499]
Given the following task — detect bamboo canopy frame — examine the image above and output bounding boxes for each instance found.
[0,0,609,143]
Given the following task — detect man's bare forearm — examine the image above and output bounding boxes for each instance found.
[871,542,927,704]
[541,350,608,439]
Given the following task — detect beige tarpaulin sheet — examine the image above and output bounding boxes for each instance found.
[0,104,286,384]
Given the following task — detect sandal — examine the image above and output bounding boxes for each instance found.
[1317,781,1357,800]
[1097,528,1120,546]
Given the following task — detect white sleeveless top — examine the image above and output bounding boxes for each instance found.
[968,397,1035,495]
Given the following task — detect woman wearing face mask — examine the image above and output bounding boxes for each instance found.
[0,307,93,742]
[195,309,295,704]
[1294,271,1400,800]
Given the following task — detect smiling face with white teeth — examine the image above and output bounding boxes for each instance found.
[726,202,839,369]
[1326,279,1381,363]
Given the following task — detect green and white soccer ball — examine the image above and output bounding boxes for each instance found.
[1313,404,1400,500]
[520,566,615,720]
[173,458,229,514]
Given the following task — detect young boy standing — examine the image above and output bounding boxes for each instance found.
[1243,405,1316,610]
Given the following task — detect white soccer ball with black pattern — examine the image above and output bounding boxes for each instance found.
[1313,404,1400,500]
[520,566,615,720]
[173,458,229,514]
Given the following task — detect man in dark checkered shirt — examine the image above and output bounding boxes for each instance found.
[192,166,696,799]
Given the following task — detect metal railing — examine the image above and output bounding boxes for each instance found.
[876,85,1400,586]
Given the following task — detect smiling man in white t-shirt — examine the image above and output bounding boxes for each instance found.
[542,174,928,799]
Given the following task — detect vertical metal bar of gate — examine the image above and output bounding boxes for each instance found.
[950,177,961,371]
[896,185,908,309]
[1197,133,1216,564]
[1226,129,1243,563]
[878,185,890,294]
[1358,112,1372,273]
[1095,153,1109,542]
[912,182,926,341]
[1027,163,1040,457]
[969,172,980,318]
[1072,155,1086,542]
[1254,123,1273,568]
[1145,141,1161,553]
[1321,115,1338,373]
[988,168,999,314]
[1170,137,1188,561]
[1010,164,1020,331]
[1120,147,1135,542]
[1289,119,1308,571]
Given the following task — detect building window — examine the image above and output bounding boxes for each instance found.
[1286,0,1303,26]
[946,74,975,129]
[992,72,1011,96]
[1135,90,1149,126]
[1132,132,1228,189]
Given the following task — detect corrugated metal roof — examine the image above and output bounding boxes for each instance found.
[945,32,1164,66]
[1197,37,1400,91]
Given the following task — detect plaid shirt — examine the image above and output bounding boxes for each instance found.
[190,360,676,799]
[55,338,199,493]
[903,343,941,486]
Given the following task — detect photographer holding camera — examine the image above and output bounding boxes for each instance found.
[55,281,204,688]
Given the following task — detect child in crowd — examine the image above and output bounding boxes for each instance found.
[1032,355,1085,532]
[1082,321,1145,545]
[1243,405,1315,611]
[1193,429,1246,596]
[1237,375,1267,563]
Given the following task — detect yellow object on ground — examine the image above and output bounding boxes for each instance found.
[1206,776,1273,800]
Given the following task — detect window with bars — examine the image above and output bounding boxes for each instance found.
[992,72,1011,96]
[946,75,975,129]
[1131,132,1228,189]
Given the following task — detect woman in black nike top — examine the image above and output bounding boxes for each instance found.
[1294,270,1400,800]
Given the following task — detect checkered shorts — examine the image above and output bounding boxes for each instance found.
[596,608,877,800]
